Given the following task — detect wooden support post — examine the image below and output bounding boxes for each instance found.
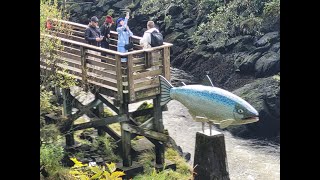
[62,88,75,147]
[162,47,171,80]
[54,86,62,104]
[80,46,88,91]
[96,102,106,136]
[193,130,230,180]
[153,94,165,169]
[120,94,132,167]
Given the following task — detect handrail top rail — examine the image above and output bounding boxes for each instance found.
[48,18,173,47]
[42,33,172,56]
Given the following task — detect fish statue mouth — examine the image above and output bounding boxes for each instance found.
[242,116,259,122]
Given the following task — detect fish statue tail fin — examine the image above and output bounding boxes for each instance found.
[159,75,173,106]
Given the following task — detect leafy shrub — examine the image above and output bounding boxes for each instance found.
[40,143,65,175]
[69,158,125,180]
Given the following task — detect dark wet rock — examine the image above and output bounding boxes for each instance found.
[235,52,262,74]
[229,77,280,142]
[255,32,279,47]
[255,51,280,77]
[270,42,280,52]
[168,5,184,17]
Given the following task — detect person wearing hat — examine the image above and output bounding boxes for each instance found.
[84,16,103,47]
[116,12,133,62]
[100,15,114,58]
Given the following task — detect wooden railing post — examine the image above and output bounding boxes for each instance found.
[115,55,123,103]
[127,54,135,102]
[162,47,171,80]
[146,51,153,68]
[80,46,88,91]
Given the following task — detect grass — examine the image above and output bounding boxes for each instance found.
[135,148,193,180]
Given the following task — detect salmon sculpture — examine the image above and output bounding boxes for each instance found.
[159,75,259,134]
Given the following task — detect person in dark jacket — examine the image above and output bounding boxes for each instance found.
[100,15,114,58]
[84,16,103,47]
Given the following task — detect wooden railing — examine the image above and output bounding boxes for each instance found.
[41,19,172,104]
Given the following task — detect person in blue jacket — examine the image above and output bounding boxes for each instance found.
[116,12,133,62]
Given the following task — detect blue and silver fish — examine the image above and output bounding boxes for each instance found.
[159,75,259,130]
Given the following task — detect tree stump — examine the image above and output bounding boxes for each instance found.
[193,130,230,180]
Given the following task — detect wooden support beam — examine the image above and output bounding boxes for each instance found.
[153,94,165,166]
[70,99,102,122]
[122,124,169,142]
[139,117,154,129]
[96,93,120,115]
[100,126,121,141]
[130,107,154,119]
[72,115,128,131]
[62,88,75,146]
[120,100,132,167]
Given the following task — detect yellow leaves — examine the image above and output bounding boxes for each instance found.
[106,162,117,173]
[70,157,88,168]
[110,171,126,179]
[69,158,125,180]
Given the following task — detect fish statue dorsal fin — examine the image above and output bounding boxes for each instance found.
[202,75,214,87]
[181,82,187,86]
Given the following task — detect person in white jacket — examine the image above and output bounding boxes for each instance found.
[140,21,160,70]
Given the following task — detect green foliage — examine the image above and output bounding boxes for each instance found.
[40,87,61,144]
[192,0,270,45]
[103,108,115,118]
[92,136,120,162]
[263,0,280,16]
[134,168,191,180]
[41,0,76,90]
[40,88,59,114]
[40,143,65,175]
[165,148,192,176]
[261,0,280,31]
[40,123,61,144]
[69,158,125,180]
[136,148,193,179]
[138,0,188,19]
[107,9,115,16]
[134,102,153,124]
[137,150,156,173]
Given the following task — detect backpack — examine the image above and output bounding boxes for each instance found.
[150,30,163,47]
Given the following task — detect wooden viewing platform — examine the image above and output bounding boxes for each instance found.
[41,19,174,178]
[41,19,172,104]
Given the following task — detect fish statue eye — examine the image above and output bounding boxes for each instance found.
[237,109,244,114]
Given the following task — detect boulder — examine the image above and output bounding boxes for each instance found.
[168,4,184,17]
[236,52,262,73]
[270,42,280,52]
[228,77,280,142]
[164,31,185,43]
[255,32,279,47]
[255,51,280,77]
